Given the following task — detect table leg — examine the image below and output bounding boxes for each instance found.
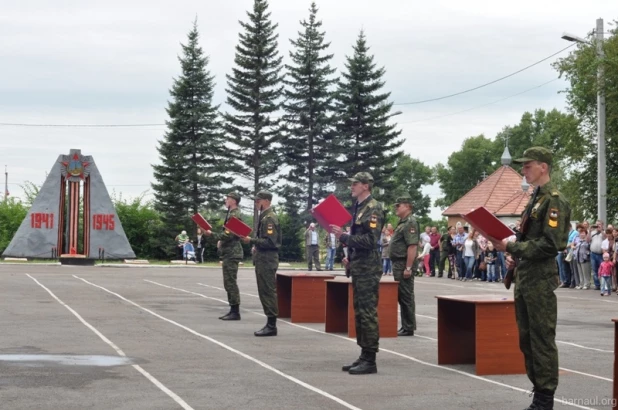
[325,282,348,333]
[437,299,475,365]
[277,275,292,319]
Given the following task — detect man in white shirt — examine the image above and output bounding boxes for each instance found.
[304,223,322,271]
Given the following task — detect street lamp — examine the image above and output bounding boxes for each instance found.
[562,18,606,223]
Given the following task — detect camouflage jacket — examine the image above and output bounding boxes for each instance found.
[210,208,244,260]
[340,196,384,276]
[251,207,281,253]
[389,213,420,261]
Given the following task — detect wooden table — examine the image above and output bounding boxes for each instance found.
[276,272,335,323]
[324,276,398,338]
[436,294,525,376]
[612,319,618,409]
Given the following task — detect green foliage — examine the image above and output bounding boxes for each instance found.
[224,0,284,230]
[434,134,496,208]
[553,23,618,221]
[152,20,233,243]
[113,194,168,260]
[331,30,403,194]
[281,2,337,211]
[279,211,304,262]
[0,198,28,254]
[386,154,434,217]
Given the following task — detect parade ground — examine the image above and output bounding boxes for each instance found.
[0,264,615,410]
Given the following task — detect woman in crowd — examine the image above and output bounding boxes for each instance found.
[462,229,479,282]
[417,239,432,277]
[381,226,393,276]
[574,229,591,289]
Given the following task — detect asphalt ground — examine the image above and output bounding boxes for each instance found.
[0,264,615,410]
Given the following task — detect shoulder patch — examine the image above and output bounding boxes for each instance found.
[410,226,416,234]
[548,208,559,228]
[551,190,559,197]
[369,214,378,229]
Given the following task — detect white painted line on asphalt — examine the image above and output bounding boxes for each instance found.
[26,274,194,410]
[197,282,259,297]
[77,276,362,410]
[559,367,613,382]
[146,280,598,410]
[556,341,613,353]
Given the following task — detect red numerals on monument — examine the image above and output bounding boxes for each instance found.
[92,214,115,231]
[30,213,54,229]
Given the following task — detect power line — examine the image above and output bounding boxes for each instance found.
[393,44,574,106]
[399,78,560,124]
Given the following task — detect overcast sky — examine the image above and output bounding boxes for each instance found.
[0,0,615,219]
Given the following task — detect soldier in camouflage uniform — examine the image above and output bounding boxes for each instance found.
[205,192,244,321]
[489,147,570,410]
[389,195,419,336]
[331,172,384,375]
[241,191,281,337]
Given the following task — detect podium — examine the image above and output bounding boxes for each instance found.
[324,276,398,338]
[436,295,525,375]
[276,272,335,323]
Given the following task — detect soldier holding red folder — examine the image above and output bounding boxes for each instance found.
[330,172,384,375]
[204,192,244,321]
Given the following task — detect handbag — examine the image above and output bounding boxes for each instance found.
[565,249,573,262]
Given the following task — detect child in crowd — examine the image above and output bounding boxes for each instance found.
[485,242,498,282]
[417,239,432,277]
[599,252,614,296]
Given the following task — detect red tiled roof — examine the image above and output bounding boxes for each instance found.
[442,166,531,217]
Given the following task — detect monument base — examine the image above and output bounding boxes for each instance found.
[59,254,96,266]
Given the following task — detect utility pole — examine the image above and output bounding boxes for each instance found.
[596,18,606,224]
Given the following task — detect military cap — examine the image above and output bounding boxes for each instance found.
[226,192,241,203]
[395,195,413,206]
[513,146,553,166]
[253,190,273,201]
[348,172,374,184]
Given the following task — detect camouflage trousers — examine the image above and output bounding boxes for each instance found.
[352,271,381,353]
[392,260,416,331]
[222,259,240,306]
[514,272,559,393]
[255,251,279,318]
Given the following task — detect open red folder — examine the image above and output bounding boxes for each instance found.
[192,213,212,231]
[311,194,353,233]
[224,216,252,237]
[461,206,515,241]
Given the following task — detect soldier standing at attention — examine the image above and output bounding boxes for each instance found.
[204,193,244,321]
[241,191,281,337]
[330,172,384,375]
[388,195,419,337]
[488,147,570,410]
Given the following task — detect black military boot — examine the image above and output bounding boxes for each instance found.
[524,389,554,410]
[397,328,414,336]
[342,351,365,371]
[254,316,277,337]
[348,351,377,375]
[220,305,241,321]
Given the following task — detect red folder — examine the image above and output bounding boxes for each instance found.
[192,213,212,231]
[224,216,252,237]
[311,194,353,233]
[461,206,515,241]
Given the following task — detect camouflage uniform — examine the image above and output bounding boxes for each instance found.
[210,207,244,306]
[506,147,570,408]
[339,174,385,357]
[389,196,419,334]
[250,196,281,320]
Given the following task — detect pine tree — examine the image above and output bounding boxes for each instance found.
[282,2,336,211]
[332,31,403,194]
[224,0,283,228]
[152,21,233,244]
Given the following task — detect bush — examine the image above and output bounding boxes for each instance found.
[0,199,28,254]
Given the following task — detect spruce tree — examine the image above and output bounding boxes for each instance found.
[282,2,336,211]
[224,0,283,228]
[332,31,403,194]
[152,21,233,244]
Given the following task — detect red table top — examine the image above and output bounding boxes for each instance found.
[435,294,514,304]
